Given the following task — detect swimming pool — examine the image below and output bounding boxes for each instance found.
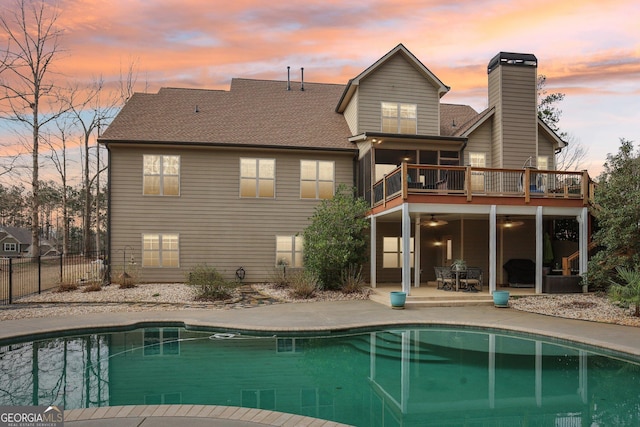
[1,326,639,426]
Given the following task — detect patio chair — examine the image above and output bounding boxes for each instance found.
[461,267,483,292]
[434,267,444,289]
[437,266,455,291]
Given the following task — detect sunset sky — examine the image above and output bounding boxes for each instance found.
[3,0,640,179]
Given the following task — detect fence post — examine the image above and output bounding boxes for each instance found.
[38,256,42,294]
[59,254,63,285]
[8,258,13,304]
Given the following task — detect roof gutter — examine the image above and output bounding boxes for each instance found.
[99,139,359,154]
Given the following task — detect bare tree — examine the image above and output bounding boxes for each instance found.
[556,134,589,172]
[0,0,64,257]
[67,77,115,254]
[43,113,75,254]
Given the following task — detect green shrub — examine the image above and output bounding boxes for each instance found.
[186,264,237,301]
[288,271,318,299]
[303,185,369,290]
[608,266,640,317]
[340,264,365,294]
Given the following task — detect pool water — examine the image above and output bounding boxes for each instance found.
[1,326,639,426]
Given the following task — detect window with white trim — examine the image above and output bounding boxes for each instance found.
[300,160,334,199]
[537,156,549,191]
[276,235,303,268]
[143,155,180,196]
[383,236,414,268]
[3,243,17,252]
[142,234,179,267]
[381,102,417,134]
[469,152,486,191]
[240,158,275,198]
[537,156,549,170]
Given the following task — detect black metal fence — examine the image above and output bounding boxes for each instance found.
[0,251,106,305]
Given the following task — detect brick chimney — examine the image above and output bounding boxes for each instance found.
[487,52,538,169]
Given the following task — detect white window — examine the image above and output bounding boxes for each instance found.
[381,102,417,134]
[143,155,180,196]
[383,236,414,268]
[3,243,16,252]
[469,152,486,192]
[537,156,549,170]
[276,235,303,268]
[240,158,275,198]
[300,160,334,199]
[143,234,179,267]
[536,156,549,191]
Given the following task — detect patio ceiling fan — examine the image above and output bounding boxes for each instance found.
[500,216,524,228]
[423,214,448,227]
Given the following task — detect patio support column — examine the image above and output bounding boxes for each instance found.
[402,203,411,294]
[535,206,543,294]
[489,205,497,293]
[414,214,421,287]
[578,207,588,277]
[370,216,377,288]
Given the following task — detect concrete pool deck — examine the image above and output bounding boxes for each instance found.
[2,300,639,426]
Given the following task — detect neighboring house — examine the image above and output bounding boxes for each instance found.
[0,226,60,257]
[99,44,592,293]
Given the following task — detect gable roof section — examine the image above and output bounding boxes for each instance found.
[0,226,32,244]
[336,44,450,113]
[100,79,355,151]
[538,117,568,151]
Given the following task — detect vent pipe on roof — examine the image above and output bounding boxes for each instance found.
[300,67,305,91]
[287,66,291,91]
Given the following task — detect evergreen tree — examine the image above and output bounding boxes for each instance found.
[587,139,640,289]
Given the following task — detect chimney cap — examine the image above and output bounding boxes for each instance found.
[488,52,537,74]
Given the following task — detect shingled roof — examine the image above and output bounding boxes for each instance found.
[440,104,481,137]
[101,77,493,149]
[100,79,356,151]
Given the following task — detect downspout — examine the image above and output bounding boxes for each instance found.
[106,144,112,284]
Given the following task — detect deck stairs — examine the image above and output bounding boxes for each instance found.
[369,287,495,308]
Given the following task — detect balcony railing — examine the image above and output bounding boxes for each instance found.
[372,163,593,207]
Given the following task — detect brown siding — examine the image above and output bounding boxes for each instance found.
[500,220,536,284]
[465,120,493,166]
[488,70,504,168]
[537,132,556,169]
[343,88,358,135]
[460,219,489,277]
[374,222,404,283]
[357,55,440,135]
[489,65,538,169]
[109,145,355,283]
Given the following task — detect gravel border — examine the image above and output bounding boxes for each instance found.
[2,283,639,327]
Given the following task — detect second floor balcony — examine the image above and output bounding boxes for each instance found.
[370,163,593,209]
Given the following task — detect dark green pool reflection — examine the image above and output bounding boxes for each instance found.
[1,327,639,426]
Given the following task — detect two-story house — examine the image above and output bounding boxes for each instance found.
[99,44,591,294]
[0,226,60,258]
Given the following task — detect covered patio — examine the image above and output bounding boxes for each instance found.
[368,202,590,296]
